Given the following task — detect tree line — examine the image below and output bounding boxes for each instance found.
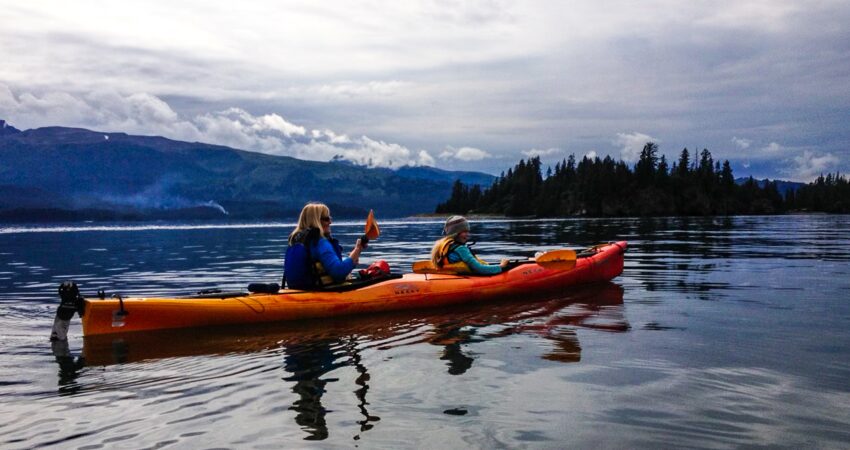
[436,143,849,217]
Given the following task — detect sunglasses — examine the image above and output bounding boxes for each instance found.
[321,216,332,223]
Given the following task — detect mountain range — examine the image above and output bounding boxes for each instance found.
[734,177,804,196]
[0,120,495,221]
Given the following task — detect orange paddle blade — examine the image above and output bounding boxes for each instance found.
[411,260,462,274]
[365,209,380,240]
[411,260,436,273]
[535,249,577,270]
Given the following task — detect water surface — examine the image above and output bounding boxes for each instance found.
[1,216,849,448]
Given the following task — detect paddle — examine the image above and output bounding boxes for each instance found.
[411,248,577,274]
[360,209,380,248]
[529,249,576,270]
[411,260,440,273]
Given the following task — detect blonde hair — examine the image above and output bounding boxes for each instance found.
[289,202,331,245]
[430,235,456,266]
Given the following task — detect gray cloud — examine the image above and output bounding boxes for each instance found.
[1,0,848,180]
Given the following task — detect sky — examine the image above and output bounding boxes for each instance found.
[1,0,848,181]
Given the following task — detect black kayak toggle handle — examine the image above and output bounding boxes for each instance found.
[113,294,127,318]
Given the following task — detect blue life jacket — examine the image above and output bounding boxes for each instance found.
[283,229,347,289]
[283,229,319,290]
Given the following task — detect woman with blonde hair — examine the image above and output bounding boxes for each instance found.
[284,203,364,289]
[430,215,508,275]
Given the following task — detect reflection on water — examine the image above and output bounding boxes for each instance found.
[74,283,625,366]
[2,216,850,447]
[283,340,339,440]
[282,338,382,441]
[50,339,85,396]
[54,283,625,441]
[433,327,475,375]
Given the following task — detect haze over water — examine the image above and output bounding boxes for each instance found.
[1,216,849,448]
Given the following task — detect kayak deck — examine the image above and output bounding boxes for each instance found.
[80,241,626,336]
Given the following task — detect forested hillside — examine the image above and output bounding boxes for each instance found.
[437,143,849,216]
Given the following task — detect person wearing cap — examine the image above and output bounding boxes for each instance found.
[429,215,509,275]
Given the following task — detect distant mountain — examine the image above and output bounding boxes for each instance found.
[330,156,496,187]
[0,122,495,221]
[394,165,495,188]
[0,120,21,136]
[735,177,805,196]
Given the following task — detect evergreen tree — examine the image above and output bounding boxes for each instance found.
[676,148,690,178]
[635,142,659,187]
[434,144,846,217]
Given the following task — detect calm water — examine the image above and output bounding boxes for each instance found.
[1,216,849,449]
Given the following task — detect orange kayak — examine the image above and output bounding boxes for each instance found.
[78,282,626,366]
[79,241,626,336]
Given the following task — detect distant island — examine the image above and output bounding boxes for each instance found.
[0,119,494,222]
[436,143,849,216]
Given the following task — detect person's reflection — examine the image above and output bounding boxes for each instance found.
[540,329,582,363]
[426,283,629,369]
[282,338,380,441]
[282,340,341,440]
[345,339,380,441]
[515,286,629,362]
[430,325,476,375]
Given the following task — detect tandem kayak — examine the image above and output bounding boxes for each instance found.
[77,282,626,366]
[67,241,626,336]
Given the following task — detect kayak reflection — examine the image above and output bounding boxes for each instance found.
[65,282,626,440]
[426,281,627,371]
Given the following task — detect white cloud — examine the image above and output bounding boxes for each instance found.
[732,136,751,149]
[521,147,560,157]
[440,146,492,161]
[585,150,598,159]
[791,151,839,181]
[256,113,306,137]
[126,93,180,124]
[762,142,783,154]
[345,136,423,168]
[0,86,435,168]
[417,150,436,167]
[614,132,657,163]
[193,112,436,168]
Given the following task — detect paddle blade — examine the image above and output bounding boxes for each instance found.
[412,260,435,273]
[535,249,577,270]
[364,209,380,240]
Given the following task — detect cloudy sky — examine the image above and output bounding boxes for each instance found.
[1,0,848,181]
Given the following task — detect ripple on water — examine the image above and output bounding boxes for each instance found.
[1,216,849,447]
[576,363,850,448]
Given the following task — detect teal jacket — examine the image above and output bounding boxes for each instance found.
[447,244,502,275]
